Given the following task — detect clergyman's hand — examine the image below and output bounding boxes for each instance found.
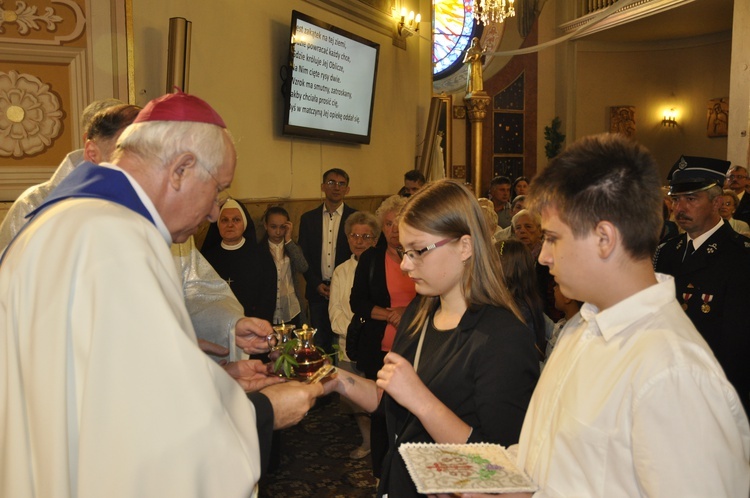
[261,381,325,429]
[223,360,285,392]
[198,338,229,358]
[235,317,274,354]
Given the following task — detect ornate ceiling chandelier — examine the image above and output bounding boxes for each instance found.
[475,0,516,25]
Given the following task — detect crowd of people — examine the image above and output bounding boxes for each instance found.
[1,92,749,497]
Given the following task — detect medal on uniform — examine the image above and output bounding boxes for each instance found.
[700,294,713,313]
[681,292,692,311]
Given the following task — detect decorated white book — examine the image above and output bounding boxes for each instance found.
[398,443,538,494]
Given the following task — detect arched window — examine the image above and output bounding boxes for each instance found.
[433,0,482,80]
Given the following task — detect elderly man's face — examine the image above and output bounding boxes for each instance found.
[170,132,236,243]
[671,190,721,239]
[514,214,541,248]
[726,167,749,193]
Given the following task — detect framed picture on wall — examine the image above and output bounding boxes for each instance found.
[609,106,636,138]
[707,98,728,138]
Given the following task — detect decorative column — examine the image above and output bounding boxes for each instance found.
[463,37,491,198]
[464,95,491,198]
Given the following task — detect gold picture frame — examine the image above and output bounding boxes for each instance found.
[609,106,636,138]
[707,98,728,138]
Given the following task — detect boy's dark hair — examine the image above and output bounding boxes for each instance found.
[404,169,426,184]
[527,133,662,260]
[322,168,350,184]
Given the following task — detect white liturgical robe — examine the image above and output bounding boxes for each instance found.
[0,150,246,362]
[0,197,262,498]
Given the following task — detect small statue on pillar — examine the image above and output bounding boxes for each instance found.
[463,37,485,95]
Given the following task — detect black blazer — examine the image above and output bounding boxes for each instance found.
[655,222,750,413]
[378,301,540,498]
[350,246,390,378]
[298,203,356,303]
[734,192,750,224]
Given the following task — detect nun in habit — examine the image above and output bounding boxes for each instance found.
[201,199,257,316]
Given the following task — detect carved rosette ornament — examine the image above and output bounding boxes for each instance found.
[0,70,63,157]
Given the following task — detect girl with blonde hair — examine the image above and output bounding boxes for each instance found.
[323,180,539,497]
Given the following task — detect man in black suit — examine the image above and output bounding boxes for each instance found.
[298,168,356,354]
[655,155,750,415]
[726,165,750,224]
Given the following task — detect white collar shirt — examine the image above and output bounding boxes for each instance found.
[687,218,724,251]
[516,274,750,497]
[321,203,344,281]
[269,240,300,324]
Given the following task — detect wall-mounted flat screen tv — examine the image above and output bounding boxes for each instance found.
[282,10,380,145]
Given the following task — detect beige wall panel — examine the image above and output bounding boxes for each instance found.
[575,37,731,179]
[130,0,432,201]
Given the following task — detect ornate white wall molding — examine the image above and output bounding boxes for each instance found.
[0,166,59,200]
[0,0,85,45]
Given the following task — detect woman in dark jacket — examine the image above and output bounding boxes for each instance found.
[326,180,539,498]
[349,194,415,476]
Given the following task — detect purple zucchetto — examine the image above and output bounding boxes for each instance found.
[134,90,226,128]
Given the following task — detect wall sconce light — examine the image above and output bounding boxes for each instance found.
[662,108,677,127]
[397,8,421,38]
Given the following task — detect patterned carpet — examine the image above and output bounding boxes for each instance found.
[259,395,378,498]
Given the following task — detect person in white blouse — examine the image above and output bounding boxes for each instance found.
[329,210,381,459]
[719,189,750,236]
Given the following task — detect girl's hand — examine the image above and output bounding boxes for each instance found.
[376,352,428,413]
[283,221,293,243]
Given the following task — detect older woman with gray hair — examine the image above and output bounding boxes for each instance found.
[349,194,416,476]
[512,208,563,322]
[719,189,750,236]
[329,210,381,459]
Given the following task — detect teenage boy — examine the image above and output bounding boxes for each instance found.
[503,134,749,497]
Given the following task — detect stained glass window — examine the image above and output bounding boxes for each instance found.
[433,0,481,79]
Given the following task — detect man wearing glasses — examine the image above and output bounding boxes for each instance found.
[299,168,357,355]
[726,165,750,223]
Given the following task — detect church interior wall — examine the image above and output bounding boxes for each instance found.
[1,2,744,227]
[571,36,732,181]
[129,0,433,204]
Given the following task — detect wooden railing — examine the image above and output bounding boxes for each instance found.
[561,0,693,39]
[582,0,619,16]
